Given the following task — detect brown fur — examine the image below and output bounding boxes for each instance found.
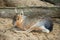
[14,14,40,31]
[15,14,25,30]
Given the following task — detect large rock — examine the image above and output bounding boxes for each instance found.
[41,0,60,6]
[0,7,60,18]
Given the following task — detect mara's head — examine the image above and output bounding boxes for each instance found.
[16,14,22,20]
[16,11,27,23]
[16,10,24,20]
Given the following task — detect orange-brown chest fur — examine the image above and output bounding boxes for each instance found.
[15,15,25,30]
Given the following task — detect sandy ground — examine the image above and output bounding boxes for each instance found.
[0,18,60,40]
[3,0,55,7]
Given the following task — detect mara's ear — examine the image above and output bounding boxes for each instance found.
[19,10,24,16]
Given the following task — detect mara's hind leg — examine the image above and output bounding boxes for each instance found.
[25,21,40,32]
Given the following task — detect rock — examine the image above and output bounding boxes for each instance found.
[0,7,60,18]
[41,0,60,6]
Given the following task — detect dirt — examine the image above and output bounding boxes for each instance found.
[0,18,60,40]
[0,18,13,31]
[0,0,6,7]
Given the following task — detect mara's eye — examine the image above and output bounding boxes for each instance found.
[21,13,22,15]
